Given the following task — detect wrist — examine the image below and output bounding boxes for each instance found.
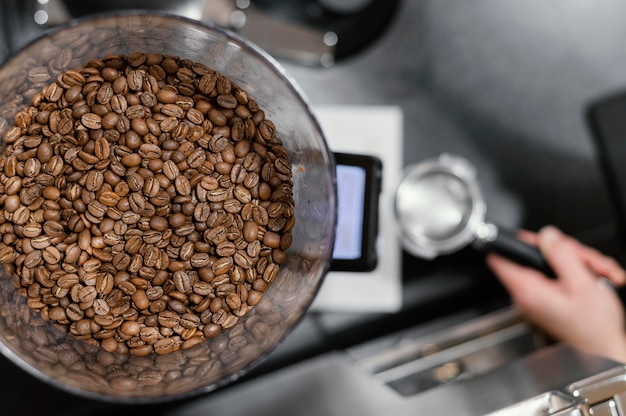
[599,333,626,364]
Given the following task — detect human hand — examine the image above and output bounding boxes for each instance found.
[486,225,626,363]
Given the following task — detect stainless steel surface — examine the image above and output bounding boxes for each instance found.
[568,366,626,406]
[412,344,619,415]
[153,332,620,416]
[362,309,545,396]
[381,323,537,392]
[349,308,531,371]
[486,391,588,416]
[489,365,626,415]
[588,401,616,416]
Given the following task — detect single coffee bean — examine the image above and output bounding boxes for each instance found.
[212,256,233,275]
[173,270,192,294]
[81,113,102,130]
[156,87,178,104]
[226,292,242,310]
[120,320,141,337]
[252,205,269,226]
[42,246,62,264]
[247,290,263,306]
[190,253,211,268]
[243,221,258,243]
[234,250,254,270]
[48,306,67,322]
[66,303,84,321]
[205,225,227,245]
[161,103,184,118]
[158,310,180,328]
[131,288,149,309]
[127,70,144,91]
[93,298,110,316]
[216,94,237,109]
[174,176,191,196]
[24,250,43,269]
[78,285,97,304]
[154,337,180,355]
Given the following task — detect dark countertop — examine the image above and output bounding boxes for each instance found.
[3,0,626,414]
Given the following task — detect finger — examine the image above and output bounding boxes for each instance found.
[516,229,539,246]
[486,253,561,311]
[579,245,626,286]
[537,226,593,290]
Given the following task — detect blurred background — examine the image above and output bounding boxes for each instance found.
[3,0,626,414]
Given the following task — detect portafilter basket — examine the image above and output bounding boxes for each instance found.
[394,153,553,276]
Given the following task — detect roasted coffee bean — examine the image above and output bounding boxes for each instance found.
[252,205,269,226]
[49,306,67,322]
[146,285,164,301]
[132,289,150,310]
[78,285,98,304]
[162,160,179,180]
[216,241,236,257]
[0,52,295,357]
[92,298,110,316]
[120,320,141,336]
[174,176,191,196]
[95,273,114,296]
[263,231,281,249]
[42,246,62,264]
[207,188,228,203]
[198,177,218,192]
[127,70,143,91]
[22,222,42,238]
[198,73,217,95]
[157,310,180,328]
[81,113,102,130]
[161,104,184,118]
[190,252,210,268]
[247,290,263,306]
[211,256,232,276]
[173,270,192,295]
[111,93,128,113]
[154,337,180,355]
[155,85,177,103]
[233,251,253,269]
[193,281,213,296]
[66,303,84,321]
[57,273,79,289]
[217,94,238,109]
[243,221,258,243]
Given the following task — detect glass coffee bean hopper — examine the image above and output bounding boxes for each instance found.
[0,12,336,402]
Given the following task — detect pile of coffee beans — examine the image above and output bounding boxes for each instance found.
[0,52,294,357]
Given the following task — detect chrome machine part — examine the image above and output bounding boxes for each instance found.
[395,153,554,276]
[394,153,486,259]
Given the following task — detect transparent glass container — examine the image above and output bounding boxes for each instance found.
[0,13,336,402]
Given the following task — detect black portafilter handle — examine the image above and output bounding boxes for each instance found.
[473,224,556,278]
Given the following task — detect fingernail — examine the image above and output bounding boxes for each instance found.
[539,225,561,248]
